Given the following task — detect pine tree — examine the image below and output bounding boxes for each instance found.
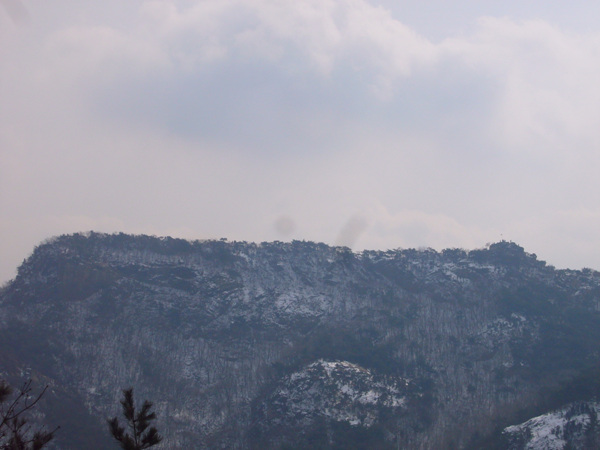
[107,388,162,450]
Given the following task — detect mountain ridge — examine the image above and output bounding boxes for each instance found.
[1,232,599,448]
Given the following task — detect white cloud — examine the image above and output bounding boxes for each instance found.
[38,0,437,95]
[443,18,600,153]
[3,1,600,282]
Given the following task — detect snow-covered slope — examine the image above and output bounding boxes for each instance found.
[504,402,600,449]
[261,359,408,424]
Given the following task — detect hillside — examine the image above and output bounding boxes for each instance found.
[1,233,599,449]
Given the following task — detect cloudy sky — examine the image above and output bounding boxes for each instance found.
[2,0,600,282]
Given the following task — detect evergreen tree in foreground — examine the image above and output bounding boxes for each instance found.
[108,388,162,450]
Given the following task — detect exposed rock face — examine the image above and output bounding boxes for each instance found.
[250,359,417,449]
[270,359,408,427]
[0,233,599,449]
[503,402,600,449]
[252,359,411,444]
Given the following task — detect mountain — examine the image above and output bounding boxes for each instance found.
[1,232,599,449]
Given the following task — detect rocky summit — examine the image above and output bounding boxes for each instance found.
[1,232,600,449]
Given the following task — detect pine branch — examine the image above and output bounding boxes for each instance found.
[108,388,162,450]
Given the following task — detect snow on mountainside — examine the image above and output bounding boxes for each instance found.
[503,402,600,449]
[250,359,416,448]
[1,232,600,449]
[261,359,409,427]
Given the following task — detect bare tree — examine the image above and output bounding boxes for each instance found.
[0,379,58,450]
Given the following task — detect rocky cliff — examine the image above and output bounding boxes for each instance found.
[1,233,599,449]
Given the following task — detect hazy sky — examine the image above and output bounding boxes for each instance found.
[2,0,600,283]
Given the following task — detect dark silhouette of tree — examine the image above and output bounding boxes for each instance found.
[108,388,162,450]
[0,379,58,449]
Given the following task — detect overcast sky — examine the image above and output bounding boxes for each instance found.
[2,0,600,283]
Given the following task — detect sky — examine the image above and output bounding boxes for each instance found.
[2,0,600,283]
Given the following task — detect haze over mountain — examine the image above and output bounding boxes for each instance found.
[1,233,599,448]
[4,1,600,285]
